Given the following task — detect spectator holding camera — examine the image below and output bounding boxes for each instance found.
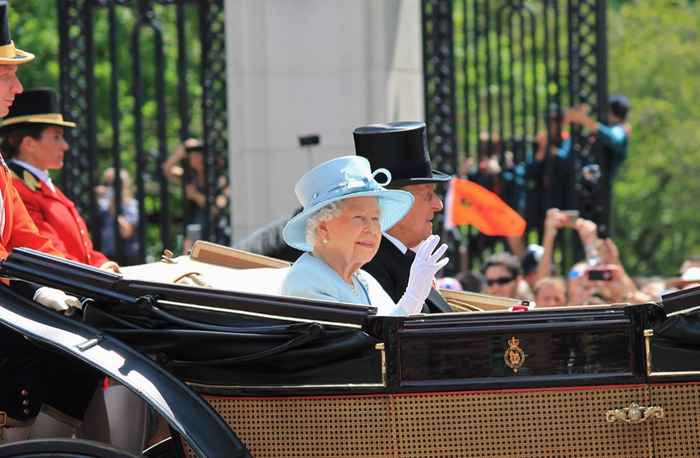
[534,104,570,163]
[534,208,574,285]
[537,207,641,305]
[564,95,630,179]
[163,138,207,227]
[97,167,140,265]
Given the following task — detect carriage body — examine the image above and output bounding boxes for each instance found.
[1,245,699,457]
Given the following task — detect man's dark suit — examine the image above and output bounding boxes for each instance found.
[363,236,452,314]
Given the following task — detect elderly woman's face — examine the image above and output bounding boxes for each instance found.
[321,197,381,266]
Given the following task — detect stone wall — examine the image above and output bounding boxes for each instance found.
[225,0,423,242]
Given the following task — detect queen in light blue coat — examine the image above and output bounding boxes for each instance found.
[281,156,449,316]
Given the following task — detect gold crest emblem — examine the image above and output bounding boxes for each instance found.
[504,336,525,374]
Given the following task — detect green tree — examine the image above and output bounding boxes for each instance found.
[9,2,206,260]
[609,0,700,275]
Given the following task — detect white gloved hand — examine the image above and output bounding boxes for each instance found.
[396,234,449,315]
[33,287,82,313]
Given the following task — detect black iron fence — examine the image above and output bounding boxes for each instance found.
[57,0,229,264]
[422,0,608,270]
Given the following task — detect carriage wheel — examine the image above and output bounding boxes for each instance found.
[0,438,141,457]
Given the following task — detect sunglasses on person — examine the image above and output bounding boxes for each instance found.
[486,276,515,287]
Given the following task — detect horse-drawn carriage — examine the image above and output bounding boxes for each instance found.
[1,242,699,457]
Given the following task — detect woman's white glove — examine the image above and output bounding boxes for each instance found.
[396,235,449,315]
[33,287,82,313]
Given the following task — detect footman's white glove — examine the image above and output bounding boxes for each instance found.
[33,287,82,313]
[396,235,449,315]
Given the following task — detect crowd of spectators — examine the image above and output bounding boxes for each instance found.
[461,95,630,241]
[439,206,697,308]
[435,95,650,308]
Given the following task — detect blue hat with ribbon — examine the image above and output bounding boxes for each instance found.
[283,155,414,252]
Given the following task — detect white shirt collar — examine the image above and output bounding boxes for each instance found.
[10,159,54,191]
[383,232,408,254]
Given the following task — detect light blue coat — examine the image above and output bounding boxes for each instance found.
[281,252,407,316]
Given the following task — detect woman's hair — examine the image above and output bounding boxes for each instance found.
[533,276,567,297]
[0,125,46,160]
[305,201,344,248]
[481,252,521,278]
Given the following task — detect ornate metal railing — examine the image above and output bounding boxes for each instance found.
[57,0,230,264]
[422,0,608,271]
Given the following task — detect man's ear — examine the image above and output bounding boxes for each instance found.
[18,135,36,155]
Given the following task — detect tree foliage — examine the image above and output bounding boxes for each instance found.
[9,2,205,260]
[609,0,700,275]
[6,1,699,272]
[450,0,700,276]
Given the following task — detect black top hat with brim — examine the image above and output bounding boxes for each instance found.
[0,88,76,133]
[0,1,34,65]
[353,121,451,188]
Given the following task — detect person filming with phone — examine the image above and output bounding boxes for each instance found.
[535,208,641,305]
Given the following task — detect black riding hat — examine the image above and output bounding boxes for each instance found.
[353,121,451,188]
[0,0,34,65]
[0,88,76,133]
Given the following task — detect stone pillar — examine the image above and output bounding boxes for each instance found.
[226,0,423,243]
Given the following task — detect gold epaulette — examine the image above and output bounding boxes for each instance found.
[11,169,42,192]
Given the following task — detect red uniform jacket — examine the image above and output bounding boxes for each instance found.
[8,161,108,267]
[0,161,61,260]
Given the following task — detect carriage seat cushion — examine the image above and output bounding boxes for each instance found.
[121,256,290,297]
[208,266,291,296]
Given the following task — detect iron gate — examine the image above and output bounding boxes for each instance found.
[422,0,608,270]
[57,0,229,264]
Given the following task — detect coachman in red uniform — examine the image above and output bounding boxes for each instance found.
[0,1,103,443]
[0,89,119,271]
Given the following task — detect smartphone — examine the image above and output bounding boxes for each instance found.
[561,209,579,227]
[561,210,579,221]
[587,269,613,281]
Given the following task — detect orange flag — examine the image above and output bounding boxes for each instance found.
[445,178,526,236]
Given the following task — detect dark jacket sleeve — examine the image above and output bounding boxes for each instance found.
[8,279,40,300]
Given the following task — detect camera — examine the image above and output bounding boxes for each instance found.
[587,269,613,281]
[561,209,579,226]
[185,141,203,154]
[298,134,320,147]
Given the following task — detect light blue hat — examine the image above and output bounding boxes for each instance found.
[283,155,414,252]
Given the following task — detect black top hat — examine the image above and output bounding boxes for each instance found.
[0,88,76,133]
[0,1,34,65]
[353,121,451,188]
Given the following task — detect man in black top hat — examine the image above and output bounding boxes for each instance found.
[353,121,452,313]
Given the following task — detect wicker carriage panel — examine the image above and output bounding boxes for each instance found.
[198,395,396,458]
[185,386,653,458]
[650,383,700,457]
[391,387,652,458]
